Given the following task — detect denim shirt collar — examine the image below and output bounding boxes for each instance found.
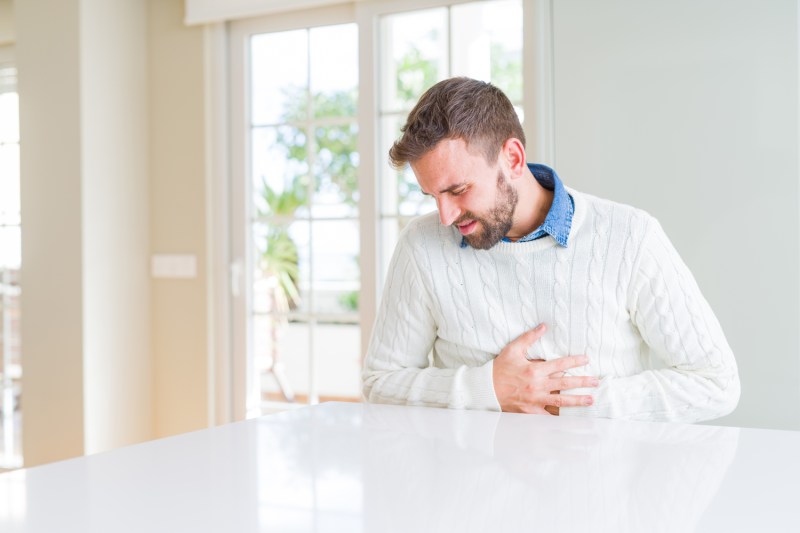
[460,163,574,248]
[517,163,573,247]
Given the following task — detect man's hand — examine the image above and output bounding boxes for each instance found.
[492,324,599,415]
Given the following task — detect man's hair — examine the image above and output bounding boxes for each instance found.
[388,77,525,169]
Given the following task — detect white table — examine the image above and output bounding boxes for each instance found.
[0,402,798,532]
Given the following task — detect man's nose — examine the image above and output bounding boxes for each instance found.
[437,196,460,226]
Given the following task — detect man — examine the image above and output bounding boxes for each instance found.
[362,77,740,421]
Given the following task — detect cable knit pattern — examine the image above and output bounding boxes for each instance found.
[475,251,507,350]
[362,189,740,422]
[553,244,570,356]
[612,210,640,377]
[586,203,610,373]
[442,238,474,366]
[513,254,538,336]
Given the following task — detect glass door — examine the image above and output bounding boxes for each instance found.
[239,19,362,415]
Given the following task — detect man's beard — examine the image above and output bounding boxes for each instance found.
[458,171,518,250]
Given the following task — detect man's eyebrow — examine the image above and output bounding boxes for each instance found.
[421,182,468,196]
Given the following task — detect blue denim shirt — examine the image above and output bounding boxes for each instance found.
[460,163,574,248]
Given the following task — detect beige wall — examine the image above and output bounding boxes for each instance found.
[0,0,13,45]
[148,0,210,439]
[16,0,209,466]
[17,0,86,466]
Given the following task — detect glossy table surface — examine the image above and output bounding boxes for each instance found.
[1,402,798,532]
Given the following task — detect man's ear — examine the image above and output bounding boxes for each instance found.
[501,138,527,179]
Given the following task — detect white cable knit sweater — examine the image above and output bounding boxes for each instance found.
[362,189,740,422]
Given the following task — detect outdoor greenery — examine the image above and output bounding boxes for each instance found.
[395,45,439,104]
[490,42,523,103]
[258,176,303,314]
[272,89,359,208]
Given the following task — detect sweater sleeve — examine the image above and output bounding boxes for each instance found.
[566,216,740,422]
[361,233,500,411]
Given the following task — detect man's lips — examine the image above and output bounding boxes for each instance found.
[457,220,478,235]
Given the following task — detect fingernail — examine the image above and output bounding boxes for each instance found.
[581,355,590,364]
[590,379,599,387]
[536,323,546,331]
[583,397,594,406]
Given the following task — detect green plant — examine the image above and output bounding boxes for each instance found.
[257,178,305,403]
[261,227,300,313]
[338,290,359,312]
[258,175,304,312]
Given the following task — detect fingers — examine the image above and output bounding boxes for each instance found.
[544,354,590,373]
[549,375,600,392]
[512,323,547,352]
[545,393,594,408]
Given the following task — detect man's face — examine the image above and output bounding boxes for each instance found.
[411,138,519,250]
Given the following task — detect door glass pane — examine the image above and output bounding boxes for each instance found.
[0,144,20,226]
[0,228,20,271]
[251,30,308,125]
[310,220,359,316]
[254,221,309,316]
[0,69,21,469]
[380,8,448,113]
[310,25,358,119]
[254,220,311,317]
[252,126,309,218]
[255,316,310,404]
[288,221,313,316]
[451,0,523,102]
[0,93,18,143]
[312,124,359,217]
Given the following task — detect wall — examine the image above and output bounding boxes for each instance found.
[14,0,211,465]
[17,0,86,466]
[17,0,153,466]
[551,0,799,430]
[148,0,210,439]
[0,0,13,45]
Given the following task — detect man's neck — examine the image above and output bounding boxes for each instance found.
[505,167,554,242]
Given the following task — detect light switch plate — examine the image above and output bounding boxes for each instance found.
[151,254,197,279]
